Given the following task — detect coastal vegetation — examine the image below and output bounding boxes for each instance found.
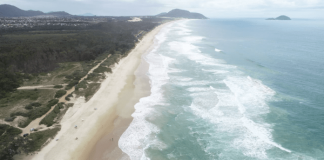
[0,124,23,160]
[0,124,60,160]
[40,103,64,127]
[0,17,167,158]
[11,98,59,128]
[54,90,67,98]
[0,19,159,99]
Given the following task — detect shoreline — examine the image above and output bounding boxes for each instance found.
[87,30,157,159]
[30,22,172,160]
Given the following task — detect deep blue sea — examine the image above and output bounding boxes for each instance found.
[120,19,324,160]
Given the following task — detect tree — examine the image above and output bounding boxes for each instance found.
[0,67,22,99]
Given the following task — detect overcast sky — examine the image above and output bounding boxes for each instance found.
[1,0,324,18]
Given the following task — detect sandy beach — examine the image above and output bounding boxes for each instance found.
[30,22,171,160]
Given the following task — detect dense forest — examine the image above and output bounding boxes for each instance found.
[0,19,160,99]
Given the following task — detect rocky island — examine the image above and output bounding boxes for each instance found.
[156,9,208,19]
[266,15,291,20]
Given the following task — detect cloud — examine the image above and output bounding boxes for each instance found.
[153,0,323,10]
[1,0,324,18]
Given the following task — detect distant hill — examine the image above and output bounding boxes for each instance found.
[0,4,45,17]
[156,9,207,19]
[0,4,71,17]
[266,15,291,20]
[156,12,167,17]
[78,13,96,17]
[47,11,71,17]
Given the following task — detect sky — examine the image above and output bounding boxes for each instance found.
[1,0,324,18]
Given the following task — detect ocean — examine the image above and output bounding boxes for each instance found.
[119,19,324,160]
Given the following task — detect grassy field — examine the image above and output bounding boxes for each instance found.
[74,83,101,102]
[22,62,83,86]
[0,89,57,121]
[26,127,61,152]
[0,49,114,126]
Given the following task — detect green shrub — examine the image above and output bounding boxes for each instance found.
[54,90,67,98]
[39,111,57,127]
[93,66,111,73]
[75,81,87,91]
[18,119,32,128]
[57,103,64,109]
[6,126,22,135]
[53,85,63,88]
[31,102,42,107]
[0,70,22,99]
[65,70,87,81]
[65,94,73,101]
[65,80,79,90]
[25,105,33,110]
[40,105,61,127]
[53,105,60,114]
[107,68,112,73]
[24,102,42,110]
[101,54,120,67]
[47,99,59,108]
[29,107,49,120]
[4,117,16,122]
[10,111,29,117]
[25,128,60,152]
[86,73,97,79]
[84,83,101,101]
[65,75,73,80]
[0,124,9,135]
[85,72,102,82]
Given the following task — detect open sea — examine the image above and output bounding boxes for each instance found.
[119,19,324,160]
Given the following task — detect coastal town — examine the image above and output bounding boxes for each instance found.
[0,16,127,29]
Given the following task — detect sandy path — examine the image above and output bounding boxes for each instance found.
[17,85,57,90]
[30,22,170,160]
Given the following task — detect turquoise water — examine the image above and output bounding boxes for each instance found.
[119,19,324,160]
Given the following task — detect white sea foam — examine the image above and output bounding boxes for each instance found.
[174,27,192,36]
[119,23,173,160]
[172,76,193,82]
[120,19,293,160]
[168,41,237,70]
[187,87,211,92]
[181,36,205,43]
[215,48,222,52]
[174,20,192,36]
[174,80,217,87]
[167,68,184,73]
[202,69,229,74]
[188,75,291,159]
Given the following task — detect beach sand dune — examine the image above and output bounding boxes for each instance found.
[31,22,171,160]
